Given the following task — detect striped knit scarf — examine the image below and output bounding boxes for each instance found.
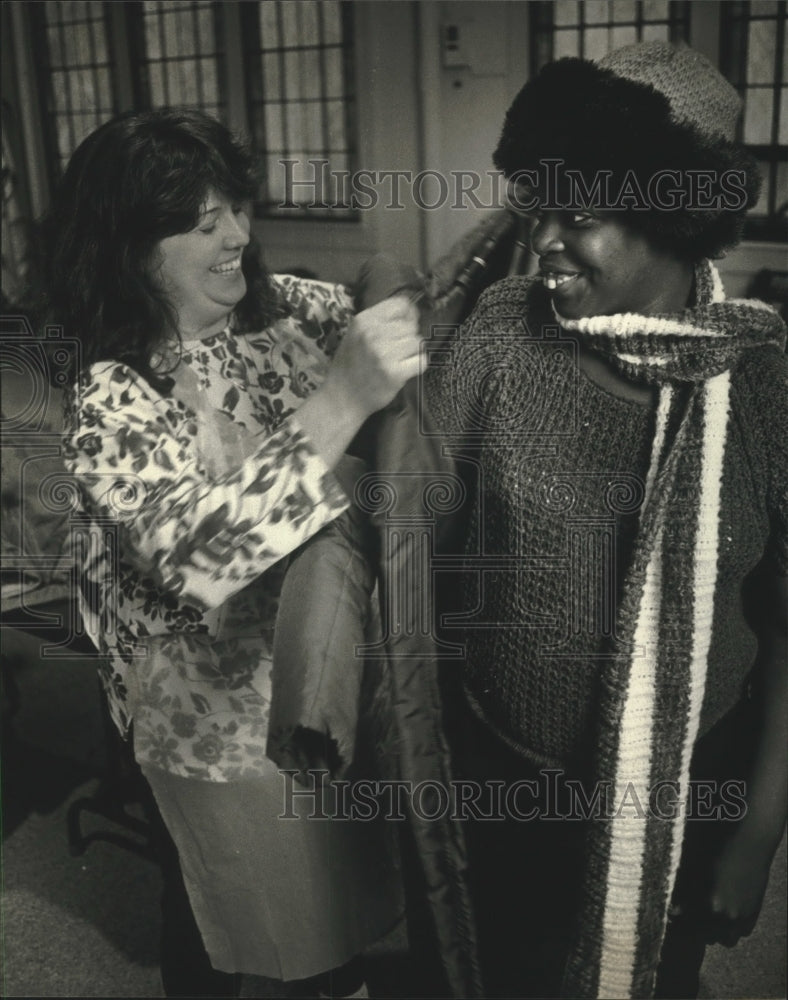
[552,260,785,998]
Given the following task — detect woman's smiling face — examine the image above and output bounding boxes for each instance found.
[525,205,692,319]
[155,189,251,338]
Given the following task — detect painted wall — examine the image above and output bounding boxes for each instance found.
[416,1,530,264]
[715,242,787,301]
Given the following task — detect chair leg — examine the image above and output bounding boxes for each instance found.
[66,773,156,861]
[66,678,155,861]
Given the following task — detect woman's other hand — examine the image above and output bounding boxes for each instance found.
[295,294,422,469]
[703,829,772,945]
[702,568,788,947]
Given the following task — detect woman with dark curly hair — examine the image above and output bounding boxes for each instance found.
[49,109,418,998]
[426,42,787,999]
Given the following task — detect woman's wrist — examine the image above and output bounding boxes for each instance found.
[295,377,373,471]
[734,802,787,856]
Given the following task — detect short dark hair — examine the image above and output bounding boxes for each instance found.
[41,108,284,389]
[494,58,760,261]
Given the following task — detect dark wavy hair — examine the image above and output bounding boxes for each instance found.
[41,108,286,390]
[494,58,760,261]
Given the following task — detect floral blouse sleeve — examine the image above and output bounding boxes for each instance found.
[63,360,349,610]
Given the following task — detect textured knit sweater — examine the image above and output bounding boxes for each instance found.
[425,276,787,775]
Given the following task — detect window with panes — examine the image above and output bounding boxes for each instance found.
[30,0,356,219]
[130,0,225,120]
[721,1,787,240]
[31,1,118,184]
[241,0,356,218]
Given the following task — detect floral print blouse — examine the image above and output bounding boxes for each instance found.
[62,276,355,781]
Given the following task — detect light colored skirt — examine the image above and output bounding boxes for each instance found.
[142,758,404,981]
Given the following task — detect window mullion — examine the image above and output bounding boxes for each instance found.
[688,0,720,63]
[276,2,289,158]
[191,3,205,108]
[106,1,135,113]
[222,2,250,137]
[317,3,330,164]
[768,1,786,218]
[340,0,357,185]
[13,1,53,213]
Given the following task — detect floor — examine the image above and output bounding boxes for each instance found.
[1,626,786,999]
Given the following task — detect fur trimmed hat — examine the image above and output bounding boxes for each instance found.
[494,41,759,259]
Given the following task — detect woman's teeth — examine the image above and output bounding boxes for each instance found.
[542,272,578,290]
[211,258,241,274]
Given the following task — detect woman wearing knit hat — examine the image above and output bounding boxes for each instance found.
[426,41,787,999]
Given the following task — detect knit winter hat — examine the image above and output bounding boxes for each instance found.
[598,41,741,143]
[493,41,759,259]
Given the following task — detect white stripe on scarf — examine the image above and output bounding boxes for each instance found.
[596,400,667,999]
[596,371,730,998]
[662,370,731,942]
